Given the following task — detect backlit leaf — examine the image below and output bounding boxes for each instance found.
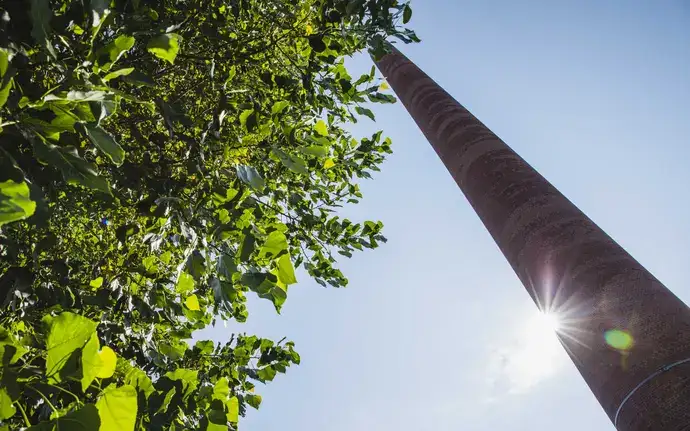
[0,388,15,420]
[277,254,297,285]
[147,33,181,64]
[260,231,288,258]
[314,120,328,136]
[176,272,195,294]
[96,385,137,431]
[46,312,97,381]
[0,180,36,226]
[185,294,201,311]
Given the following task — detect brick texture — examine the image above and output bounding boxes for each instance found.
[375,46,690,430]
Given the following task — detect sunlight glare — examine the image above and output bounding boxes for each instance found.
[503,311,564,393]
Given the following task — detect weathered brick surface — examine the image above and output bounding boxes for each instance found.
[375,46,690,430]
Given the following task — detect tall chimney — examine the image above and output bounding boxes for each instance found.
[375,45,690,430]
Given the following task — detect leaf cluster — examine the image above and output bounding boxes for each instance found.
[0,0,417,429]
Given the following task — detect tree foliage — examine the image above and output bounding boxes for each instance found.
[0,0,416,429]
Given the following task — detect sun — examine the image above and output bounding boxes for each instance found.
[500,311,565,393]
[536,311,562,333]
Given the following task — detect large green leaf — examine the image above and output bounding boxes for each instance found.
[147,33,181,64]
[0,180,36,226]
[82,336,117,391]
[314,120,328,136]
[82,123,125,166]
[96,385,137,431]
[0,388,15,420]
[276,254,297,285]
[45,312,98,381]
[32,137,111,194]
[260,231,288,259]
[80,333,100,392]
[176,272,195,294]
[227,396,239,423]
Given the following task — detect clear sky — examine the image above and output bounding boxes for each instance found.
[198,1,690,429]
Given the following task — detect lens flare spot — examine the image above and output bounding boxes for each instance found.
[605,329,634,351]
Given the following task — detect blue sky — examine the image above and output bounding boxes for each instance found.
[199,1,690,429]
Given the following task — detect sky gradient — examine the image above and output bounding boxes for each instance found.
[199,1,690,429]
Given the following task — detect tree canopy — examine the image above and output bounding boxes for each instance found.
[0,0,417,429]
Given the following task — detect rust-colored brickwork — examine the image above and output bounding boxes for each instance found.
[375,46,690,430]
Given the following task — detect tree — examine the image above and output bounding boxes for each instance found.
[0,1,417,429]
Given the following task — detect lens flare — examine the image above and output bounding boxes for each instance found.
[604,329,634,351]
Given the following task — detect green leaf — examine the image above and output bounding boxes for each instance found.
[217,254,238,279]
[103,67,134,81]
[96,385,137,431]
[147,33,181,64]
[323,158,336,169]
[314,120,328,136]
[176,272,195,294]
[246,394,262,410]
[271,101,290,115]
[0,388,15,420]
[403,4,413,24]
[227,396,239,423]
[355,106,376,121]
[260,231,288,259]
[165,369,198,399]
[95,347,117,378]
[368,92,397,104]
[124,368,154,398]
[106,35,135,62]
[185,294,201,311]
[33,137,112,194]
[28,405,100,431]
[0,49,8,80]
[277,254,297,285]
[46,312,98,381]
[299,145,329,158]
[257,366,277,382]
[212,377,229,400]
[81,341,117,389]
[0,180,36,226]
[0,49,12,109]
[81,332,101,391]
[82,123,125,166]
[89,277,104,288]
[272,148,308,175]
[240,109,258,132]
[239,230,256,262]
[236,165,265,191]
